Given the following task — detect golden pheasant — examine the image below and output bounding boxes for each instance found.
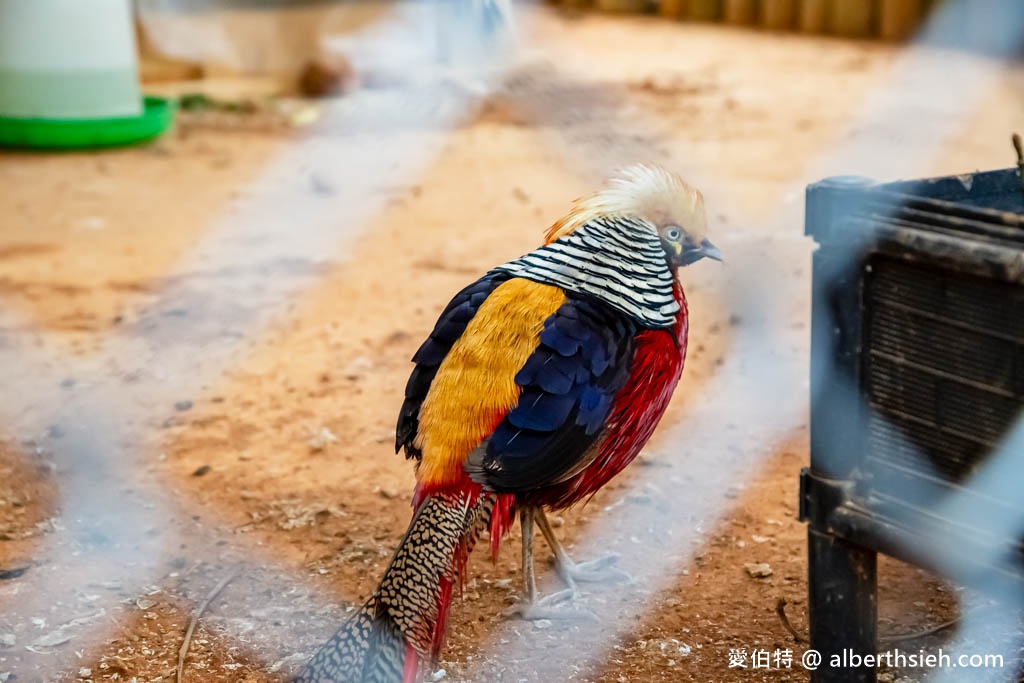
[297,164,719,682]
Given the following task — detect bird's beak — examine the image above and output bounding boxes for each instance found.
[699,239,723,262]
[681,239,723,266]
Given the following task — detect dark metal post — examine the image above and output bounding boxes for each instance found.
[807,528,878,683]
[804,176,879,683]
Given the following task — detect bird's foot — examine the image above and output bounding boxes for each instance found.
[552,552,632,585]
[503,589,597,621]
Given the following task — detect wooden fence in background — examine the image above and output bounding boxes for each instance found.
[559,0,939,41]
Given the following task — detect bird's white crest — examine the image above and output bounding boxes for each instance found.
[546,164,707,244]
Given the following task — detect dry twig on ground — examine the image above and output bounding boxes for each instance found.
[176,570,239,683]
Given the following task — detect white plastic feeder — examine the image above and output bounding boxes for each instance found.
[0,0,142,119]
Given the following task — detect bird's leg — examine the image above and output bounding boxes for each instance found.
[520,505,537,605]
[503,506,582,620]
[535,508,632,586]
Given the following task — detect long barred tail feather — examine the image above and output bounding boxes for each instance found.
[296,489,504,683]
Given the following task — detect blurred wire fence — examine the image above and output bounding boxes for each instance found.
[1,0,1022,680]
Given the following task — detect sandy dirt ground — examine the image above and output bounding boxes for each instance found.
[2,6,1023,683]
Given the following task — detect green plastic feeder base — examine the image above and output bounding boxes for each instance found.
[0,96,174,150]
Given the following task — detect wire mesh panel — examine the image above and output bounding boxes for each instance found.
[864,257,1024,485]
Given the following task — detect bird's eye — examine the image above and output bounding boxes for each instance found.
[665,227,682,241]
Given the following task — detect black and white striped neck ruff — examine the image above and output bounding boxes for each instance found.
[493,216,680,328]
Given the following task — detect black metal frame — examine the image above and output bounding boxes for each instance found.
[801,170,1024,683]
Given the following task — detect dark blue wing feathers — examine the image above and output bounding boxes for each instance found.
[542,325,582,356]
[507,391,576,431]
[466,294,637,492]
